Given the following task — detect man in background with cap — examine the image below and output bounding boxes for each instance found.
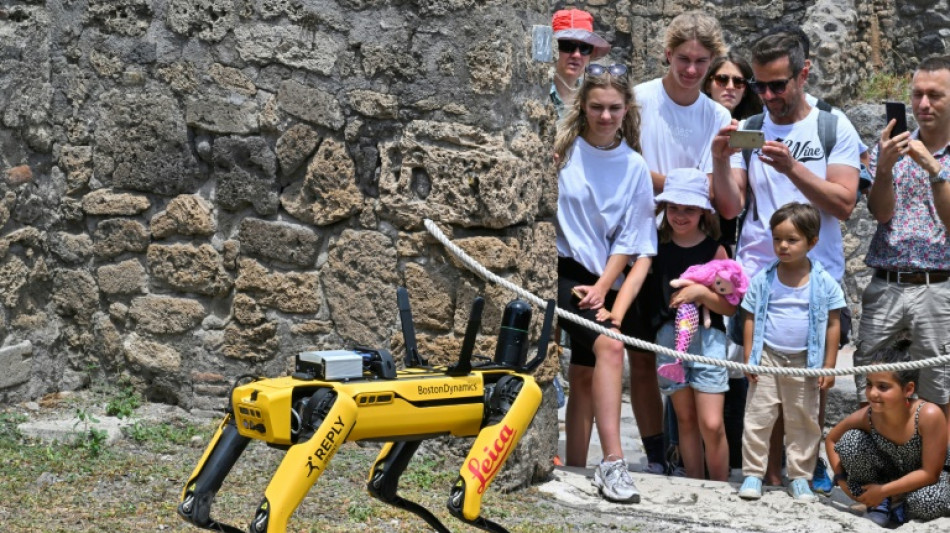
[550,8,610,118]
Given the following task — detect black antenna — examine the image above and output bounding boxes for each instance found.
[525,299,556,373]
[397,287,426,367]
[447,297,483,376]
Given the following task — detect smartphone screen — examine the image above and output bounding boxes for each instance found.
[885,101,908,138]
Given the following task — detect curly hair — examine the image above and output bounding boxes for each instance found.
[553,70,641,169]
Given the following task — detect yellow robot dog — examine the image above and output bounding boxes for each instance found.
[178,288,556,533]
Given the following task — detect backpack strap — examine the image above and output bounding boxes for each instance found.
[816,109,838,163]
[815,98,833,113]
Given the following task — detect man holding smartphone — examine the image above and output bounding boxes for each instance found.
[709,32,861,498]
[855,55,950,433]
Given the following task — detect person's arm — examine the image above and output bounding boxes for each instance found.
[650,171,665,195]
[605,256,652,326]
[759,140,859,220]
[573,254,630,310]
[867,120,909,223]
[710,121,745,219]
[742,311,756,384]
[857,403,949,507]
[818,309,841,391]
[904,139,950,229]
[825,407,871,500]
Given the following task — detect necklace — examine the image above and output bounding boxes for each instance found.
[590,132,622,150]
[554,73,579,94]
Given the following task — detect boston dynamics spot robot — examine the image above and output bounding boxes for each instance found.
[178,287,556,533]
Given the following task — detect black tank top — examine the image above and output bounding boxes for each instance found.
[640,237,725,333]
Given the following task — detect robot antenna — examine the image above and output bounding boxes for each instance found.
[396,287,426,367]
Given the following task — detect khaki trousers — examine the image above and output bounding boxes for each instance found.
[741,345,821,480]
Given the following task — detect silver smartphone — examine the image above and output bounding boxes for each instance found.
[728,130,766,149]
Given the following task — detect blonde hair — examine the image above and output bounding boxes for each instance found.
[554,72,641,168]
[663,11,726,62]
[655,201,721,243]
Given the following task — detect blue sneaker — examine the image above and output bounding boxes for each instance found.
[788,478,818,503]
[810,458,833,495]
[738,476,763,500]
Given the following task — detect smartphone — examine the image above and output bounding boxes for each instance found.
[570,288,583,301]
[728,130,765,149]
[885,101,908,138]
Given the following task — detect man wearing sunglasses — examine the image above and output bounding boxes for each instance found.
[550,9,610,118]
[710,31,861,498]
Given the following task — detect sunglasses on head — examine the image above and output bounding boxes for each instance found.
[585,63,628,77]
[748,76,794,95]
[558,40,594,56]
[712,74,747,89]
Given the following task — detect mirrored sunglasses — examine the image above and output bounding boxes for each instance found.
[585,63,628,77]
[748,76,793,95]
[557,40,594,56]
[712,74,747,89]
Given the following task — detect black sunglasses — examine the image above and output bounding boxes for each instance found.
[558,40,594,56]
[712,74,747,89]
[585,64,628,77]
[748,76,794,95]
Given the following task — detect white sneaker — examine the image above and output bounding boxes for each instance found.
[593,458,641,503]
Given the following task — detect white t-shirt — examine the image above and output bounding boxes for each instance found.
[764,277,810,353]
[556,138,657,289]
[731,106,861,281]
[635,78,732,175]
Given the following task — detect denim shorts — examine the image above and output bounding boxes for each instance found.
[655,320,729,395]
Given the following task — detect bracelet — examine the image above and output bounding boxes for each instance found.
[929,167,950,185]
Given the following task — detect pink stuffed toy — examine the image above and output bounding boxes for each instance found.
[657,259,749,383]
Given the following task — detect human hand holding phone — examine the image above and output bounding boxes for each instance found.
[884,101,908,138]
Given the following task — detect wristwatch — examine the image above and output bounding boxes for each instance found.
[929,167,950,185]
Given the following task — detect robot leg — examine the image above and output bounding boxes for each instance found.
[367,441,451,532]
[248,387,358,533]
[178,414,251,533]
[447,374,542,532]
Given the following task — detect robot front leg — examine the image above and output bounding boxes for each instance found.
[248,388,357,533]
[448,375,542,532]
[367,441,451,533]
[178,414,251,533]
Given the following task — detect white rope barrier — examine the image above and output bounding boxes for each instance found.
[424,218,950,377]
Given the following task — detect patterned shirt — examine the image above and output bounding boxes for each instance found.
[865,129,950,271]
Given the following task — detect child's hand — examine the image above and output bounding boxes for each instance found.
[595,308,621,328]
[669,284,711,308]
[819,375,836,390]
[855,484,887,507]
[744,372,758,384]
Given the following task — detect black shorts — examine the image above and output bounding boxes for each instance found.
[557,257,652,367]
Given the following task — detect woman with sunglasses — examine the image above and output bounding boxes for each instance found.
[550,9,610,118]
[702,51,762,475]
[554,63,656,503]
[703,51,761,122]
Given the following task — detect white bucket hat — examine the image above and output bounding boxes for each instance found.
[654,168,715,212]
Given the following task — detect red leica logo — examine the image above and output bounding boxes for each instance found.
[466,424,517,494]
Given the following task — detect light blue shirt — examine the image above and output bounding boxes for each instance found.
[740,259,846,369]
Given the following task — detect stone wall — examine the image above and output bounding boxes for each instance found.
[0,0,559,411]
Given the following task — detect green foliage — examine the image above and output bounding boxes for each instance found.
[73,408,108,457]
[859,72,912,103]
[0,411,28,445]
[105,383,142,419]
[123,419,204,452]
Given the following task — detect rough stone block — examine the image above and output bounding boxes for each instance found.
[150,195,216,239]
[130,295,206,334]
[237,218,319,267]
[280,139,362,226]
[234,258,320,314]
[235,24,340,75]
[82,189,151,216]
[213,136,279,215]
[93,219,150,259]
[147,244,233,296]
[52,269,99,325]
[221,321,279,361]
[277,79,344,130]
[6,165,33,186]
[275,123,320,175]
[185,96,259,135]
[124,333,182,373]
[348,89,398,118]
[165,0,236,42]
[0,341,32,389]
[97,259,147,295]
